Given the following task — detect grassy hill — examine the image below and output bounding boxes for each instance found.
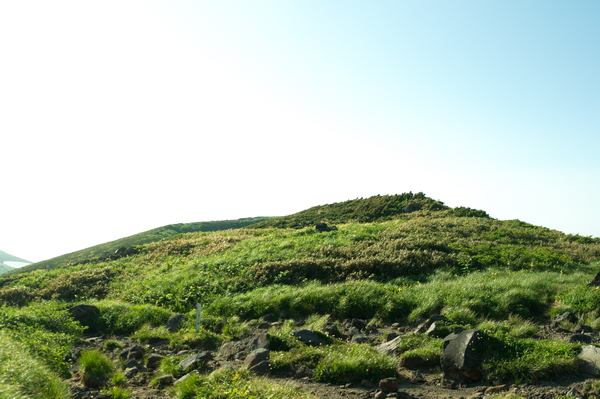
[6,217,272,276]
[2,193,600,398]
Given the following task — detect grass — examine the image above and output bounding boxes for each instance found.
[80,349,115,387]
[175,368,317,399]
[0,330,69,399]
[0,194,600,393]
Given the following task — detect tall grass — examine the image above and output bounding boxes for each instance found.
[0,331,68,399]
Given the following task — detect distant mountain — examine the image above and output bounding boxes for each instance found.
[0,250,32,274]
[6,217,273,275]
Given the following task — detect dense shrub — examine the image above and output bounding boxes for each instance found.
[38,266,115,300]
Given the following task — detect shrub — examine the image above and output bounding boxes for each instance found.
[0,285,35,306]
[38,266,115,300]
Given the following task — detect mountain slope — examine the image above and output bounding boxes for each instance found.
[6,217,272,276]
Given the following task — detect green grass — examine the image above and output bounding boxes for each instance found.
[175,368,317,399]
[80,349,115,387]
[0,194,599,392]
[0,330,69,399]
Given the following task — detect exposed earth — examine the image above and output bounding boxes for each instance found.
[66,317,599,399]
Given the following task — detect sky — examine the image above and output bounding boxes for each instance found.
[1,1,599,263]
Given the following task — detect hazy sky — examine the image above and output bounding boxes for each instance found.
[2,1,599,263]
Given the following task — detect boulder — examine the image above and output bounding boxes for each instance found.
[377,336,403,355]
[218,333,269,360]
[440,329,483,382]
[119,345,145,361]
[315,223,337,232]
[166,314,185,333]
[379,377,399,393]
[68,304,100,329]
[244,348,270,375]
[351,333,369,344]
[551,311,578,328]
[579,345,600,376]
[146,354,164,370]
[292,329,327,346]
[179,352,213,373]
[569,334,592,344]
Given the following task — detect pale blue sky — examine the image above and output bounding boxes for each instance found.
[1,1,599,262]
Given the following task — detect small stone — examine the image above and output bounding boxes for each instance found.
[361,379,375,388]
[379,377,399,393]
[155,374,174,386]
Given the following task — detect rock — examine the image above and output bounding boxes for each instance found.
[361,379,375,388]
[123,359,147,373]
[146,354,164,370]
[578,345,600,376]
[244,348,270,375]
[292,329,327,346]
[257,322,271,330]
[551,312,578,327]
[374,392,387,399]
[351,333,369,344]
[379,377,399,393]
[485,384,508,394]
[315,223,337,232]
[174,372,198,386]
[68,304,100,328]
[155,374,174,386]
[377,336,403,355]
[414,314,446,334]
[218,333,270,360]
[441,329,483,382]
[587,271,600,286]
[119,345,145,361]
[569,334,592,344]
[179,352,213,373]
[325,323,344,338]
[82,373,110,388]
[166,314,185,333]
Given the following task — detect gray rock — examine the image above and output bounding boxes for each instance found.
[155,374,175,386]
[119,345,145,361]
[146,354,164,370]
[218,333,270,360]
[569,334,592,344]
[68,304,100,322]
[377,336,403,355]
[441,329,483,382]
[244,348,270,375]
[351,333,369,344]
[579,345,600,376]
[292,329,327,346]
[551,311,578,327]
[179,352,213,373]
[166,314,185,333]
[415,314,446,334]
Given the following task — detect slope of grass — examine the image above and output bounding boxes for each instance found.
[7,217,272,275]
[1,193,600,392]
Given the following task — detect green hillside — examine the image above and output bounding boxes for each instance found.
[2,193,600,398]
[7,217,272,276]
